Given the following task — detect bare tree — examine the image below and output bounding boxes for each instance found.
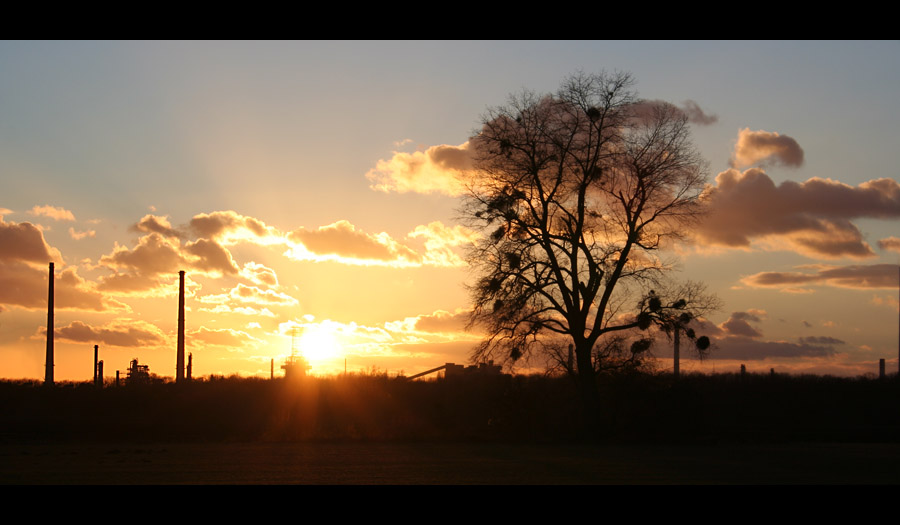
[463,72,711,400]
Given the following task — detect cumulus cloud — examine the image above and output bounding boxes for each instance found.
[720,311,763,338]
[0,218,126,311]
[100,233,187,276]
[188,326,261,349]
[198,283,298,306]
[698,309,843,360]
[68,227,96,240]
[411,308,473,335]
[189,211,281,244]
[730,128,804,168]
[48,319,166,347]
[366,141,472,196]
[742,263,898,290]
[0,217,62,264]
[240,262,278,287]
[407,222,479,267]
[0,219,125,311]
[132,214,182,239]
[29,205,75,221]
[287,220,422,266]
[183,238,239,276]
[878,236,900,254]
[695,169,900,259]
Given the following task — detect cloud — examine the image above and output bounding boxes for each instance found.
[720,311,763,338]
[410,308,473,335]
[730,128,804,168]
[0,217,125,311]
[188,326,261,349]
[198,304,276,317]
[632,99,718,126]
[286,220,422,266]
[680,100,718,125]
[742,263,898,290]
[878,236,900,254]
[68,227,96,240]
[183,238,239,276]
[695,169,900,259]
[407,222,479,267]
[871,294,899,312]
[240,262,278,287]
[100,233,187,276]
[798,336,845,345]
[189,211,281,244]
[712,338,836,360]
[29,205,75,221]
[132,214,182,239]
[0,217,62,264]
[98,229,244,292]
[366,141,472,196]
[198,283,298,306]
[48,319,166,347]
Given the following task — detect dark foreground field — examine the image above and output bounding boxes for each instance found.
[3,441,900,484]
[2,372,899,483]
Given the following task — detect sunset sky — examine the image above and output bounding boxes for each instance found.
[2,40,899,381]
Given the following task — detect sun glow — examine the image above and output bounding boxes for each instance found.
[297,323,343,362]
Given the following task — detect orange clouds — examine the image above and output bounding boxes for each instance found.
[0,218,62,264]
[132,214,182,238]
[878,236,900,254]
[366,142,472,196]
[188,326,261,349]
[695,169,900,259]
[0,217,121,311]
[741,263,898,290]
[49,319,166,347]
[29,205,75,221]
[198,283,298,307]
[285,220,475,268]
[287,220,421,265]
[0,261,126,311]
[730,128,804,168]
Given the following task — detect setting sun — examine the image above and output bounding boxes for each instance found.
[297,323,343,363]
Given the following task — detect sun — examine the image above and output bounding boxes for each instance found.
[297,323,342,362]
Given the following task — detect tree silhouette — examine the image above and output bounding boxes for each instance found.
[463,72,711,401]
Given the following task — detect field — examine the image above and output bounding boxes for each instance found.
[2,372,899,484]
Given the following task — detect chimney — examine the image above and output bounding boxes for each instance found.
[176,270,185,382]
[45,262,54,386]
[93,344,99,384]
[187,352,192,381]
[97,360,103,388]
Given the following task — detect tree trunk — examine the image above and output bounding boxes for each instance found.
[575,342,601,435]
[673,325,680,381]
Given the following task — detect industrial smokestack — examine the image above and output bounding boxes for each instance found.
[45,262,54,386]
[176,270,185,382]
[187,352,192,381]
[93,344,99,384]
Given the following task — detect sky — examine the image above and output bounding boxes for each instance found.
[1,40,899,381]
